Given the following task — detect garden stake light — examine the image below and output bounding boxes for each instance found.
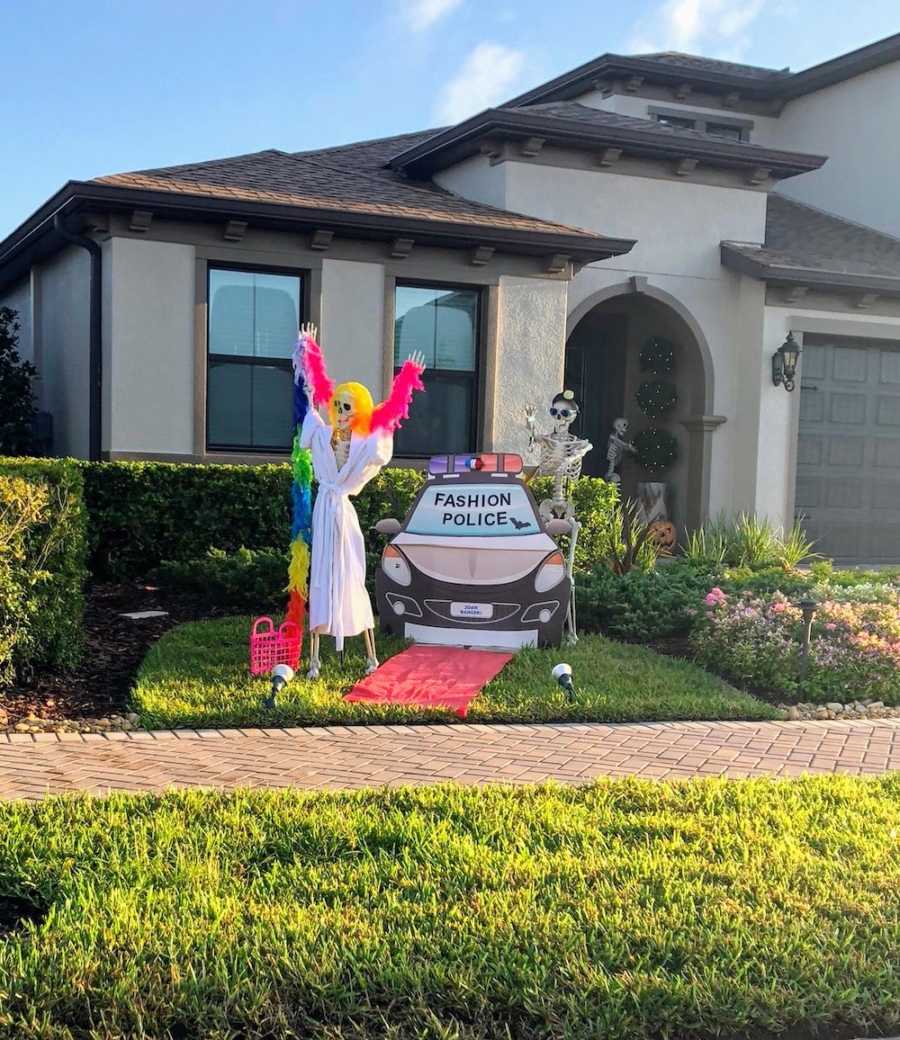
[799,597,817,681]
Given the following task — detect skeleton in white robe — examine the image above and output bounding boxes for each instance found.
[300,408,392,668]
[296,323,426,678]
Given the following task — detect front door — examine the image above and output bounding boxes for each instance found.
[565,314,627,478]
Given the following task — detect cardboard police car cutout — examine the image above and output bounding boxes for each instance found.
[376,453,570,649]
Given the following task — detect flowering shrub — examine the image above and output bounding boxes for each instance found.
[691,588,900,704]
[810,578,900,605]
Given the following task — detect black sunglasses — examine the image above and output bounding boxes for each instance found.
[549,407,576,418]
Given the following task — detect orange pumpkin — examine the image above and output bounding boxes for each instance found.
[648,520,677,552]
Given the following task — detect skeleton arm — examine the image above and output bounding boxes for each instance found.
[370,351,427,434]
[298,323,334,412]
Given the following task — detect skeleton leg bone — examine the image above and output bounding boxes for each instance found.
[363,628,379,674]
[565,518,581,644]
[307,632,321,679]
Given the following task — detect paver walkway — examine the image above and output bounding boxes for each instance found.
[1,718,898,800]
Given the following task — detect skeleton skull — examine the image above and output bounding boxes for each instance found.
[333,390,356,431]
[613,417,629,437]
[549,390,579,435]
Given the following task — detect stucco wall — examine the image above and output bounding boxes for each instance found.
[504,162,767,276]
[320,258,385,396]
[496,160,768,521]
[761,62,900,237]
[32,246,92,457]
[0,276,34,366]
[493,275,569,455]
[434,156,508,210]
[106,237,195,456]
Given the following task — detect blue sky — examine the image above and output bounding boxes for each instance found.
[1,0,897,238]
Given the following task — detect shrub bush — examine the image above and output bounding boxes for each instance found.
[81,460,292,580]
[691,587,900,704]
[717,564,813,598]
[577,559,711,641]
[81,460,618,580]
[155,547,287,612]
[0,457,87,683]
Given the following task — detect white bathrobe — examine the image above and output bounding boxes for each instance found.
[301,409,393,650]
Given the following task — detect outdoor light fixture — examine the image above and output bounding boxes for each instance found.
[552,663,576,702]
[799,598,817,680]
[263,663,295,709]
[772,332,801,392]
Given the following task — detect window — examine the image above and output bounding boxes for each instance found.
[206,266,302,452]
[393,283,481,457]
[654,114,696,131]
[650,108,752,142]
[706,122,746,142]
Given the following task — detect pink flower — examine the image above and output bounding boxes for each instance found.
[825,622,837,631]
[772,602,786,614]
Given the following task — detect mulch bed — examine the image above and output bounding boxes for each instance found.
[2,585,223,726]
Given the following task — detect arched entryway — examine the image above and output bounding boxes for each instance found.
[565,281,717,532]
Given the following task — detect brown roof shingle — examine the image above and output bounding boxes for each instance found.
[721,194,900,290]
[94,137,607,240]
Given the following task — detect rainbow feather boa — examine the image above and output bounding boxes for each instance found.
[286,334,315,634]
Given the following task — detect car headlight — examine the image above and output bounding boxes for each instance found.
[382,545,412,586]
[535,550,566,593]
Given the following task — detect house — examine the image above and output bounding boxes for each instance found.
[2,32,900,564]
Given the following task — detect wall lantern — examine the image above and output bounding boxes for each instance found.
[772,332,801,392]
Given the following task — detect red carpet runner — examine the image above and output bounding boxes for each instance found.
[345,645,513,718]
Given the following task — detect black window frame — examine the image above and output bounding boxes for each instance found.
[392,278,485,460]
[205,260,307,455]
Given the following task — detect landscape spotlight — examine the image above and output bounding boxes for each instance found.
[551,662,576,702]
[263,663,295,709]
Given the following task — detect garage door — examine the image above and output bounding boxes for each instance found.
[795,334,900,565]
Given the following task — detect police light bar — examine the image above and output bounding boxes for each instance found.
[429,453,523,476]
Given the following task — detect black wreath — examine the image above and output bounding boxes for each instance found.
[636,380,678,418]
[634,427,679,473]
[640,337,676,374]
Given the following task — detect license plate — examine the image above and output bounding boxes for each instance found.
[450,602,494,620]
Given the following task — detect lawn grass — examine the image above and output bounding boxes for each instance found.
[0,777,898,1039]
[132,616,778,729]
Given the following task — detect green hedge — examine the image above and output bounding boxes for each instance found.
[0,457,87,683]
[81,460,618,580]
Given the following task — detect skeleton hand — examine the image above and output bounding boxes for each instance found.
[405,350,426,373]
[525,405,537,429]
[300,321,318,342]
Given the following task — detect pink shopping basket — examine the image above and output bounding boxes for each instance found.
[249,617,301,675]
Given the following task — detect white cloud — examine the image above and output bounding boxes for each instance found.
[434,42,526,123]
[404,0,463,31]
[628,0,767,59]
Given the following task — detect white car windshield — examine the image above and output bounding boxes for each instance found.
[405,482,540,537]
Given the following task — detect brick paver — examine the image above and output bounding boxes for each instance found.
[0,719,897,801]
